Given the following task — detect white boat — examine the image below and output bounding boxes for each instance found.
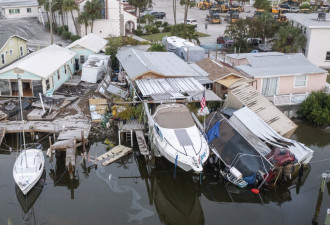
[151,104,209,172]
[13,148,45,195]
[12,75,45,195]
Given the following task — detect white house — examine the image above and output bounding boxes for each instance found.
[39,0,137,38]
[0,0,39,19]
[286,13,330,69]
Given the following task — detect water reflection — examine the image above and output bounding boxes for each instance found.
[201,164,311,205]
[49,156,79,199]
[15,169,46,224]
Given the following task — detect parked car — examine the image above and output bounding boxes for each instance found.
[279,4,290,13]
[141,10,154,16]
[247,38,262,47]
[184,19,198,27]
[216,35,234,47]
[152,11,166,19]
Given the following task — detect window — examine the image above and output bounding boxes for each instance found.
[9,50,13,55]
[9,9,20,14]
[64,65,67,74]
[294,75,307,87]
[57,69,60,80]
[1,53,5,65]
[45,78,50,90]
[326,51,330,61]
[19,46,23,57]
[27,8,31,13]
[80,55,85,64]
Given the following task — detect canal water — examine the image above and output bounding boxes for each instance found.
[0,121,329,225]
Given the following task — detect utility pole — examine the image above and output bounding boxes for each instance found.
[49,0,54,45]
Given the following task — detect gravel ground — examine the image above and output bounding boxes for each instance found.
[151,0,256,44]
[0,17,71,50]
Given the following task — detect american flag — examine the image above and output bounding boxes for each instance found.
[200,90,206,112]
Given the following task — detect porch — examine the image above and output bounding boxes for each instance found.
[265,93,309,106]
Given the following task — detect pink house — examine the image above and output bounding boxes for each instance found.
[225,52,328,102]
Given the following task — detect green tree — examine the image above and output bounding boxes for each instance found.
[78,11,89,35]
[225,19,249,51]
[63,0,79,35]
[253,0,270,10]
[144,14,155,25]
[273,25,306,53]
[84,0,102,33]
[299,91,330,126]
[105,36,124,70]
[128,0,153,26]
[170,24,200,45]
[180,0,195,25]
[247,13,280,42]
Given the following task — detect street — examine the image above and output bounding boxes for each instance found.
[152,0,256,44]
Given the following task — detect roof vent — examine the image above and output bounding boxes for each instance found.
[317,11,326,22]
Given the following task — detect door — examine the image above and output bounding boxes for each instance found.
[261,77,278,96]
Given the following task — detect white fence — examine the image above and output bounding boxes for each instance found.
[265,93,310,106]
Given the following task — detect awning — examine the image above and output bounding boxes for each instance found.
[217,78,243,88]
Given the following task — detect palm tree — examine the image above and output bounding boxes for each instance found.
[84,0,102,33]
[273,25,306,53]
[173,0,177,25]
[78,11,89,35]
[180,0,195,25]
[63,0,79,34]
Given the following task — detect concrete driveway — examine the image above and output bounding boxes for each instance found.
[152,0,256,44]
[0,17,71,50]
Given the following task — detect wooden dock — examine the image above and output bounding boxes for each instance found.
[27,109,58,121]
[0,127,6,146]
[96,145,132,166]
[135,130,149,157]
[0,119,91,141]
[118,119,144,147]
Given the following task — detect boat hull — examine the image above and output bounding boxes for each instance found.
[13,149,45,195]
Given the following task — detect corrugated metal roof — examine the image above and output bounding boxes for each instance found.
[227,81,297,137]
[227,52,326,78]
[0,0,38,8]
[135,77,221,101]
[193,76,212,85]
[0,45,76,78]
[116,49,209,80]
[106,84,128,99]
[66,33,107,53]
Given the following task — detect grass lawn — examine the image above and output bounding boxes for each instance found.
[196,32,210,37]
[141,32,170,42]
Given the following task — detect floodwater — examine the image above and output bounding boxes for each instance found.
[0,121,329,225]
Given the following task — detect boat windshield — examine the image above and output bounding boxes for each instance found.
[154,104,195,129]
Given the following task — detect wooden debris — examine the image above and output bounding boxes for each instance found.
[89,98,108,122]
[96,145,132,166]
[27,109,58,121]
[0,110,7,121]
[32,96,78,111]
[0,127,6,146]
[135,130,149,156]
[63,75,81,86]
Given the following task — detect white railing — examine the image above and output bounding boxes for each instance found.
[265,92,309,106]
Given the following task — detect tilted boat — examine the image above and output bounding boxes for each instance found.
[151,104,209,172]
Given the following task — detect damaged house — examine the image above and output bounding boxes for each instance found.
[0,44,76,97]
[116,48,221,102]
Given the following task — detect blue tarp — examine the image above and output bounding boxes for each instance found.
[243,173,256,185]
[207,121,220,143]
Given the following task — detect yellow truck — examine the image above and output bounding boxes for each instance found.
[207,8,221,24]
[197,0,212,10]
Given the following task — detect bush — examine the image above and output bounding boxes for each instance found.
[137,25,142,30]
[162,22,169,27]
[162,25,172,32]
[57,26,64,36]
[299,91,330,126]
[70,34,80,42]
[300,2,310,9]
[152,27,160,34]
[155,21,162,28]
[144,24,153,35]
[134,29,143,36]
[149,43,166,52]
[138,17,146,24]
[62,31,71,39]
[63,25,69,31]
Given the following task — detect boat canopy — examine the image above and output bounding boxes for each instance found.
[154,104,195,129]
[205,111,273,177]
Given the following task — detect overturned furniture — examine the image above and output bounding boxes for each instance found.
[81,54,110,83]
